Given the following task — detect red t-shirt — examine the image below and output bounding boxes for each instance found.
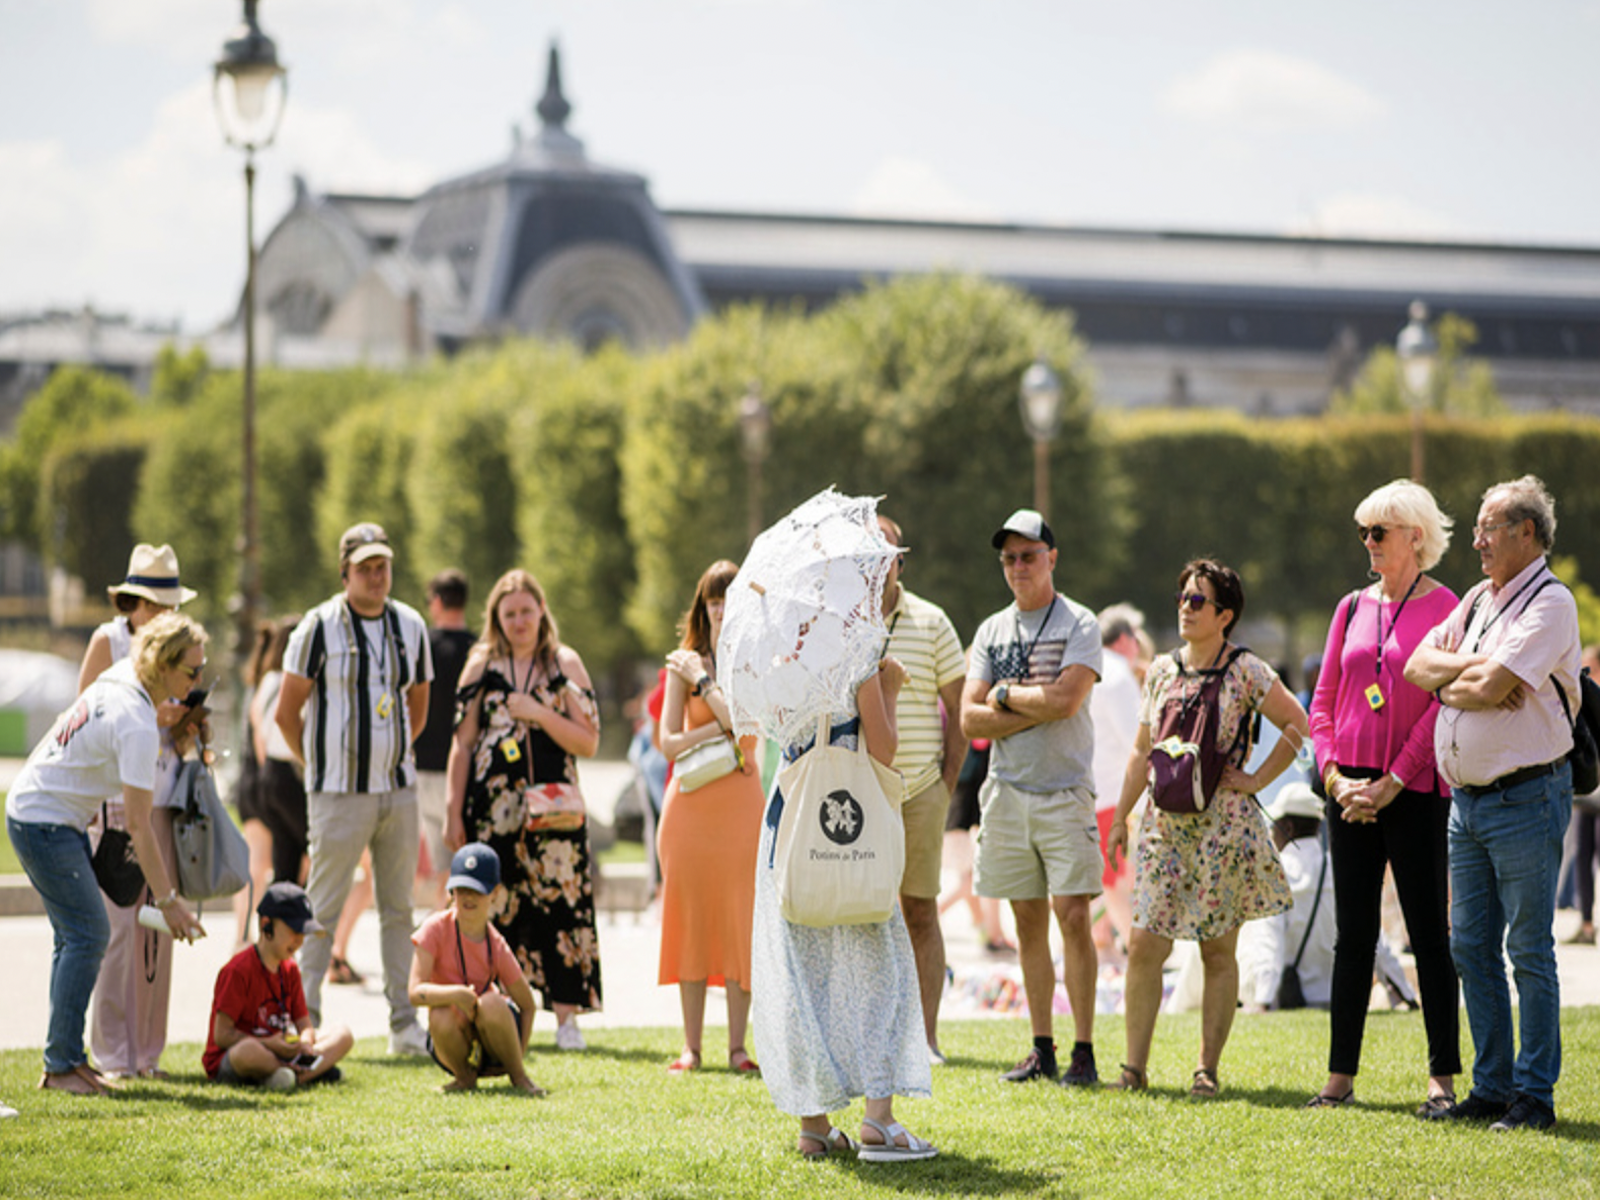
[203,945,309,1078]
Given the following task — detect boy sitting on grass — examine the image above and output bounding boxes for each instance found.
[409,842,545,1095]
[203,883,353,1090]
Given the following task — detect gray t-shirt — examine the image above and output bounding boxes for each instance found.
[969,593,1103,793]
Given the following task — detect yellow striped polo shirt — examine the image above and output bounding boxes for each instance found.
[885,586,966,796]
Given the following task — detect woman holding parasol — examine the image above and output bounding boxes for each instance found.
[722,489,936,1162]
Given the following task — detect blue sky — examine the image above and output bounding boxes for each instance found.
[2,0,1596,331]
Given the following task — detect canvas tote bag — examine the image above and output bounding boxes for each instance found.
[773,713,906,927]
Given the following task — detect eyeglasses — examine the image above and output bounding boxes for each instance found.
[1357,525,1390,544]
[176,661,205,683]
[999,550,1046,568]
[1176,592,1222,614]
[1473,519,1517,540]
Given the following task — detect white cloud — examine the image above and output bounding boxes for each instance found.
[850,157,997,223]
[1164,48,1384,133]
[1287,192,1467,241]
[0,77,436,328]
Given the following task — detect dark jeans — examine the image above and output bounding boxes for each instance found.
[1326,784,1461,1078]
[1575,808,1600,924]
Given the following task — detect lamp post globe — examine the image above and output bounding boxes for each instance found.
[1019,355,1062,518]
[213,0,287,672]
[214,0,288,150]
[1396,299,1436,483]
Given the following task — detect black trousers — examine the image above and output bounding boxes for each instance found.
[1576,808,1600,923]
[1326,783,1461,1078]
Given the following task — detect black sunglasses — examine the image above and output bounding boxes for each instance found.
[1176,591,1222,614]
[1357,525,1390,543]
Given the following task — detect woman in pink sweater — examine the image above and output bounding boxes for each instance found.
[1308,480,1461,1115]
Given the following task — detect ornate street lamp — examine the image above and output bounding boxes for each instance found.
[214,0,287,663]
[1396,300,1436,484]
[738,384,773,547]
[1019,355,1063,519]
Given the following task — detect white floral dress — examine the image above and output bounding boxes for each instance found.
[750,716,931,1116]
[1132,650,1292,942]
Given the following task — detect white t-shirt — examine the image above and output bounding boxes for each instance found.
[1090,650,1141,813]
[6,658,159,831]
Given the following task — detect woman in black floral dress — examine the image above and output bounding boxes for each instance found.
[447,569,602,1051]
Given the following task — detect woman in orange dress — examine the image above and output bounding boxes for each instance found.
[656,560,763,1074]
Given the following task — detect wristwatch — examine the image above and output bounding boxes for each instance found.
[693,674,713,697]
[994,683,1012,711]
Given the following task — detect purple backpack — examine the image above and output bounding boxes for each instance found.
[1148,647,1252,815]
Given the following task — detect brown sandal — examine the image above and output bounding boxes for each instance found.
[1190,1068,1220,1099]
[328,956,365,986]
[1107,1064,1148,1091]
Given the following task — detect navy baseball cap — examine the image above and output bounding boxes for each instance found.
[448,842,501,895]
[257,882,325,935]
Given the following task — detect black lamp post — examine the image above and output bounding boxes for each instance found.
[1396,300,1437,484]
[213,0,287,661]
[1019,355,1063,519]
[738,384,772,547]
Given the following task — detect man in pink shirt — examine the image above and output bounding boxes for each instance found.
[1405,475,1582,1133]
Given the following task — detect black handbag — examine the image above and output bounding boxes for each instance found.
[91,802,146,908]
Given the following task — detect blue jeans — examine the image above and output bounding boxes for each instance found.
[1448,762,1570,1107]
[7,815,112,1074]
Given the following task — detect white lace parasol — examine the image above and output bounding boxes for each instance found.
[717,487,900,748]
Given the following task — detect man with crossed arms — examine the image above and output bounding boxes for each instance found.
[1405,475,1580,1133]
[962,508,1103,1088]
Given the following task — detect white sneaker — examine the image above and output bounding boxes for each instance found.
[388,1023,430,1057]
[263,1066,297,1092]
[555,1021,586,1052]
[0,1102,18,1119]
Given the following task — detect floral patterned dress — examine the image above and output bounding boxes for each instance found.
[1132,648,1292,942]
[459,661,602,1012]
[750,716,931,1116]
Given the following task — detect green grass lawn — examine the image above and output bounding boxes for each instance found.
[3,1010,1597,1199]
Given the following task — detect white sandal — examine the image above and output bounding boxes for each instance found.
[858,1117,937,1163]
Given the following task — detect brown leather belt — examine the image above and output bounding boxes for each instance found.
[1458,759,1562,797]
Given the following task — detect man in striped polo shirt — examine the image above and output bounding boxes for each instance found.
[878,516,968,1066]
[276,522,434,1055]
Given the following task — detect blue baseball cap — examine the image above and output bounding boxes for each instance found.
[257,882,325,935]
[448,842,501,894]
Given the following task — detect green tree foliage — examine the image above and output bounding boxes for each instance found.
[1330,312,1506,417]
[317,395,424,604]
[407,362,523,602]
[620,277,1105,653]
[0,366,137,549]
[621,303,843,653]
[822,274,1108,639]
[1549,558,1600,649]
[513,342,640,673]
[150,344,210,409]
[39,423,151,590]
[13,293,1600,700]
[133,365,400,625]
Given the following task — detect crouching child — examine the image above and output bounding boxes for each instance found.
[409,842,545,1095]
[203,882,354,1090]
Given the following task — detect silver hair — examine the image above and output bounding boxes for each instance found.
[1096,602,1146,648]
[1352,479,1453,571]
[1484,474,1557,552]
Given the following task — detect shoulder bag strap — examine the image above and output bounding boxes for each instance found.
[1290,842,1329,970]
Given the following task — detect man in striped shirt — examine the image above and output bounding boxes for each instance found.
[878,516,968,1066]
[276,522,434,1056]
